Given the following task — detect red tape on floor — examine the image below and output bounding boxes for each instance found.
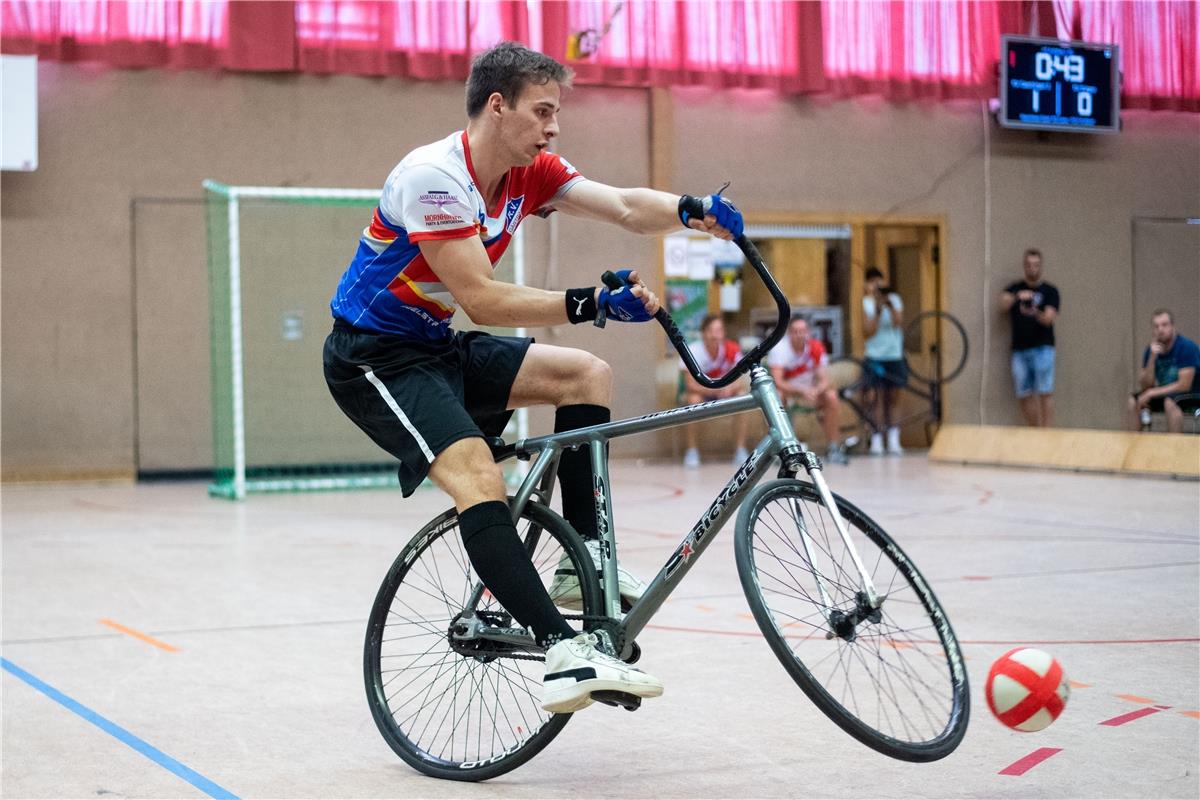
[999,747,1062,776]
[1099,707,1163,726]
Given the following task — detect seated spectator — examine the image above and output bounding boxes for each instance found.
[1127,308,1199,433]
[768,316,847,464]
[680,314,750,468]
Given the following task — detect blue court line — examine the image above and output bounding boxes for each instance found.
[1,657,240,800]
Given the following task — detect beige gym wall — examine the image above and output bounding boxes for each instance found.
[2,62,1197,479]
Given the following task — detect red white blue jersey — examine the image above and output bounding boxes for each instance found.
[331,131,585,341]
[684,340,743,378]
[768,337,827,389]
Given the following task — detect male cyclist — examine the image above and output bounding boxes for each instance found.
[323,42,743,714]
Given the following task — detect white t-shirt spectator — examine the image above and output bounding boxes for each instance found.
[863,293,904,361]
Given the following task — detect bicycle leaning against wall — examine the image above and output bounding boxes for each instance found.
[830,309,969,451]
[362,236,970,781]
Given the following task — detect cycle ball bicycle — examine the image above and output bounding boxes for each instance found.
[363,237,970,781]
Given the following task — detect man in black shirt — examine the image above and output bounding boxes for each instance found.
[999,248,1060,427]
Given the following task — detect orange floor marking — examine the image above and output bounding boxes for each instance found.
[1068,680,1091,689]
[1179,710,1200,719]
[99,619,180,653]
[881,639,915,650]
[694,604,716,613]
[1115,693,1156,704]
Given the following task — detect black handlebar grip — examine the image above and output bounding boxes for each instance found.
[600,270,624,291]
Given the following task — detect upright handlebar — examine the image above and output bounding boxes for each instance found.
[603,235,792,390]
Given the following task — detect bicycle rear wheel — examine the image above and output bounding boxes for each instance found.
[364,500,601,781]
[735,479,969,762]
[904,310,968,385]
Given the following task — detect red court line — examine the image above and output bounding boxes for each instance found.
[999,747,1062,776]
[1099,707,1163,726]
[642,624,1200,646]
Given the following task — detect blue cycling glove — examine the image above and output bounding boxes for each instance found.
[598,269,654,323]
[678,185,744,239]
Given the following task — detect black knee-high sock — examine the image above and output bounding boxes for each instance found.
[459,500,576,648]
[554,404,611,541]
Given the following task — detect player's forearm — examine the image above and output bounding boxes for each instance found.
[613,188,683,235]
[998,293,1016,313]
[458,282,586,328]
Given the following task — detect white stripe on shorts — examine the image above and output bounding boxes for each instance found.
[360,367,436,463]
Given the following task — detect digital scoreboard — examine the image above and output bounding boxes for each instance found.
[1000,35,1120,134]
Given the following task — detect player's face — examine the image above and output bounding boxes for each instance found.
[702,320,725,350]
[789,319,808,348]
[501,80,561,165]
[1152,313,1175,344]
[1023,255,1042,283]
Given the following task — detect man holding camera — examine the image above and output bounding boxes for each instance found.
[999,248,1060,427]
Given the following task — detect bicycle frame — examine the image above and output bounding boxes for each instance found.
[490,362,881,661]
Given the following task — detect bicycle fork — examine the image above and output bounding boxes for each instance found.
[783,449,883,635]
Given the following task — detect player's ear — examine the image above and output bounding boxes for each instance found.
[487,92,506,117]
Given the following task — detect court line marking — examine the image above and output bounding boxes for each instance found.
[1099,707,1163,727]
[99,619,180,652]
[999,747,1062,776]
[0,658,239,800]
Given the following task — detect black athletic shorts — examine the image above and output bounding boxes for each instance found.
[323,319,533,496]
[865,358,908,388]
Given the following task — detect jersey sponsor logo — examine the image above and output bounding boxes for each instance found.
[504,195,525,234]
[423,212,468,226]
[419,190,463,211]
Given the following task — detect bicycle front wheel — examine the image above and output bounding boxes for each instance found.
[364,500,601,781]
[735,479,969,762]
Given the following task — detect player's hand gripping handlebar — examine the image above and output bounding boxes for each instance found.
[602,235,791,390]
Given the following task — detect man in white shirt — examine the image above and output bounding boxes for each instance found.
[679,314,751,468]
[767,316,847,464]
[862,267,907,454]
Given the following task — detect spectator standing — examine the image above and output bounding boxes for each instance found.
[862,267,906,454]
[999,248,1060,427]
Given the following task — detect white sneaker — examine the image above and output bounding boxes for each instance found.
[683,447,701,469]
[886,426,904,455]
[732,446,750,465]
[548,540,647,611]
[869,432,884,455]
[541,632,663,713]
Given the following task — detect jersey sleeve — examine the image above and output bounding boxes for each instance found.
[528,152,586,217]
[813,340,829,367]
[382,163,478,244]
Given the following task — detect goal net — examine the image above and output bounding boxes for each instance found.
[203,180,528,499]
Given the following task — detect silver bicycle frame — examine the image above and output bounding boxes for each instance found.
[493,363,880,659]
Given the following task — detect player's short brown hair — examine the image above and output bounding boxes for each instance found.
[467,42,573,118]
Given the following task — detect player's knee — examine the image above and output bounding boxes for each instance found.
[1164,397,1182,417]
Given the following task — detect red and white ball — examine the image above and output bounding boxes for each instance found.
[985,647,1069,732]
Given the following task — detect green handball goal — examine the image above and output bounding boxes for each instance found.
[203,181,528,499]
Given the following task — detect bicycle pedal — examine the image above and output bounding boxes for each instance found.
[591,690,641,711]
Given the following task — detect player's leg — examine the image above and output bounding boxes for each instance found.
[1012,350,1040,426]
[1035,346,1056,427]
[681,389,705,467]
[1126,393,1144,431]
[503,342,647,606]
[818,388,848,464]
[1163,396,1184,433]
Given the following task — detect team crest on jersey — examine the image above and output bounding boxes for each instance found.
[504,196,525,234]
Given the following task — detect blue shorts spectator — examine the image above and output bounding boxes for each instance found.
[1011,345,1055,398]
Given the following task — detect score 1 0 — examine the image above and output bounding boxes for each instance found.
[1012,49,1097,118]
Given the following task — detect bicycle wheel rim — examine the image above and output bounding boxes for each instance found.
[364,502,597,781]
[736,480,969,761]
[904,310,968,385]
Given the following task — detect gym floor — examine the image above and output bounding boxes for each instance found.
[3,456,1198,799]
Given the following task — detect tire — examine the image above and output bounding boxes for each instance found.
[903,310,968,385]
[364,500,602,781]
[734,479,969,762]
